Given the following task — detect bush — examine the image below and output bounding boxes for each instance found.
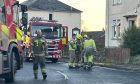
[121,26,140,56]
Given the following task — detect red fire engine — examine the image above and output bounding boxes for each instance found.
[27,18,68,63]
[0,0,27,82]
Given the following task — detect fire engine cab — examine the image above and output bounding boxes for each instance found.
[0,0,27,82]
[27,17,68,63]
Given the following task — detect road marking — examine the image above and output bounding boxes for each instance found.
[56,71,68,80]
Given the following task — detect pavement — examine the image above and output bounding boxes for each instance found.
[60,57,140,73]
[94,63,140,73]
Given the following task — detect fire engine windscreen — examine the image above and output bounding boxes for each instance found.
[31,24,61,38]
[0,0,3,7]
[0,0,5,23]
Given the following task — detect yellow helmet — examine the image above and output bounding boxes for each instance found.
[83,34,88,38]
[76,34,82,39]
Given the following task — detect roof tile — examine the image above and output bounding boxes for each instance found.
[21,0,82,13]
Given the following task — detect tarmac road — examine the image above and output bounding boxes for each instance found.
[0,62,140,84]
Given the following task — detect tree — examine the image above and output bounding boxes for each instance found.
[121,26,140,56]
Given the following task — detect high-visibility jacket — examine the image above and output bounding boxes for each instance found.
[69,39,76,50]
[25,35,30,48]
[84,39,96,50]
[26,35,30,43]
[32,36,47,56]
[16,27,22,40]
[75,38,83,52]
[22,35,25,42]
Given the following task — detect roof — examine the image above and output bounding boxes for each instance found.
[21,0,82,13]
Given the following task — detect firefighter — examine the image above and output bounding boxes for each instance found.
[80,34,88,65]
[31,29,47,80]
[24,32,31,61]
[68,34,76,68]
[83,34,88,42]
[75,34,83,68]
[25,32,30,49]
[83,35,96,70]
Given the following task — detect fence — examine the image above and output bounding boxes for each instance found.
[105,48,130,64]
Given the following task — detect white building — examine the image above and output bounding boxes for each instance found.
[22,0,82,40]
[106,0,140,48]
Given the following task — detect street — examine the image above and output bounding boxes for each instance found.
[0,62,140,84]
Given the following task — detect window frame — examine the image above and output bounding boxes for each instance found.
[12,4,19,25]
[117,0,122,4]
[0,0,6,24]
[113,0,122,6]
[113,0,117,5]
[112,19,121,39]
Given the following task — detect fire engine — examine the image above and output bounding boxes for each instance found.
[0,0,27,82]
[27,17,68,63]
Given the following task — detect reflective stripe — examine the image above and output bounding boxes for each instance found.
[1,25,9,36]
[16,27,22,40]
[41,68,46,73]
[88,55,93,63]
[68,63,73,66]
[84,55,94,63]
[10,39,17,42]
[34,69,38,74]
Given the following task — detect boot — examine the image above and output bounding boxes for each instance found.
[69,65,74,69]
[34,74,38,79]
[43,74,47,80]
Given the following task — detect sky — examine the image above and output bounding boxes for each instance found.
[19,0,106,31]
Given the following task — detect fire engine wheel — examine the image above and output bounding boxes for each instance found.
[51,58,58,63]
[5,51,17,82]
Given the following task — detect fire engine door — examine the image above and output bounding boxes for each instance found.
[0,1,9,50]
[61,26,68,45]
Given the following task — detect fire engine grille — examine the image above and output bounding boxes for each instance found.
[48,45,55,48]
[48,49,57,51]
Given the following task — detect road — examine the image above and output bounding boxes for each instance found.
[1,62,140,84]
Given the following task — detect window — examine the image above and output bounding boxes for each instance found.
[112,20,117,37]
[61,27,67,37]
[117,20,121,37]
[112,19,121,38]
[31,24,61,38]
[12,5,19,24]
[49,14,53,20]
[113,0,122,5]
[113,0,117,5]
[118,0,122,4]
[0,0,4,7]
[0,0,5,23]
[129,20,135,27]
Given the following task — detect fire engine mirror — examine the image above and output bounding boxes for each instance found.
[22,13,28,25]
[21,5,27,12]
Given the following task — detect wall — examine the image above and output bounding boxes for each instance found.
[27,10,81,41]
[105,0,140,48]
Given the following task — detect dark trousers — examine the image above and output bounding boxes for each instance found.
[33,56,46,76]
